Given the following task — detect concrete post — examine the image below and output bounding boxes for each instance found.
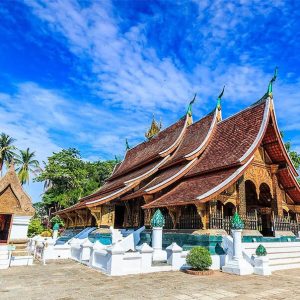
[139,243,154,272]
[232,229,243,260]
[107,244,125,276]
[166,242,183,270]
[222,212,253,275]
[52,223,59,240]
[151,209,166,261]
[152,227,162,251]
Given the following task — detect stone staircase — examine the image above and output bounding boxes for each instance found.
[0,245,10,269]
[8,240,33,266]
[243,242,300,271]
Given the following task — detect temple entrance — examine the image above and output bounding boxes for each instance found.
[245,180,273,236]
[178,205,202,229]
[0,214,12,243]
[114,205,125,228]
[223,202,235,217]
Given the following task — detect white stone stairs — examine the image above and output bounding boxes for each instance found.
[243,242,300,271]
[0,246,10,269]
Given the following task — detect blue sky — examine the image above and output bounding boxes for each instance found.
[0,0,299,202]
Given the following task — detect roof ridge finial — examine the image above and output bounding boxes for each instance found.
[187,93,197,117]
[217,85,225,110]
[125,138,130,151]
[216,86,225,122]
[267,67,278,98]
[145,114,161,140]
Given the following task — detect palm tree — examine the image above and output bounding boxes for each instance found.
[0,133,16,176]
[14,148,40,185]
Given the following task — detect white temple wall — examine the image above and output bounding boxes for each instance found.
[9,215,31,241]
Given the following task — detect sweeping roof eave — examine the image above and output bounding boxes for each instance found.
[109,116,188,179]
[142,157,254,209]
[268,106,299,177]
[120,110,218,199]
[277,167,300,203]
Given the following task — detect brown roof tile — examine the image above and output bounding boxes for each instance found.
[169,112,215,163]
[187,100,267,176]
[143,166,242,208]
[111,117,186,178]
[81,159,162,200]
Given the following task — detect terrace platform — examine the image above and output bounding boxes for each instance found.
[1,260,300,299]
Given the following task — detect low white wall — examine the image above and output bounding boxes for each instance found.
[9,216,31,241]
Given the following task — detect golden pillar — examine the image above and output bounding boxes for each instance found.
[270,165,283,216]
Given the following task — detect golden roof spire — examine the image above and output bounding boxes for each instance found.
[145,114,162,140]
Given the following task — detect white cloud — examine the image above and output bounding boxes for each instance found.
[3,0,299,201]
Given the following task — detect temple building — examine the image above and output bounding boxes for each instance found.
[57,72,300,237]
[0,164,35,244]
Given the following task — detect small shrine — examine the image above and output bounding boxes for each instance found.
[0,164,35,244]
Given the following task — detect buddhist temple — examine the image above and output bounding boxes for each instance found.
[0,164,35,244]
[57,72,300,237]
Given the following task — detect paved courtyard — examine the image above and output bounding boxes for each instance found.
[1,260,300,300]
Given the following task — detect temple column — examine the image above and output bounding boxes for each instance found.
[89,207,102,228]
[101,204,115,227]
[167,207,181,229]
[237,177,247,215]
[270,165,283,216]
[195,203,207,229]
[143,195,154,228]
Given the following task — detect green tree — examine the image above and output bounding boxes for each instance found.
[285,142,300,171]
[35,148,118,213]
[14,148,40,185]
[282,132,300,183]
[0,133,16,176]
[28,218,44,237]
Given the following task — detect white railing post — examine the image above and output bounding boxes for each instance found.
[151,209,166,261]
[166,242,183,270]
[222,212,253,275]
[139,243,153,272]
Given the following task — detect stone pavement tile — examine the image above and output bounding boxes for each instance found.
[2,261,300,300]
[175,294,194,300]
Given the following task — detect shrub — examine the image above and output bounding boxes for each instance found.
[186,246,212,270]
[28,218,44,237]
[40,230,52,237]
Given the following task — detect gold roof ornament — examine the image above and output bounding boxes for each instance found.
[145,115,162,140]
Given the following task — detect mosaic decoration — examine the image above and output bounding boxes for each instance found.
[217,86,225,110]
[53,223,59,230]
[151,209,165,228]
[256,244,267,256]
[187,93,197,117]
[145,115,162,140]
[230,212,245,230]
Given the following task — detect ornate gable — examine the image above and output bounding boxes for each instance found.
[0,164,34,216]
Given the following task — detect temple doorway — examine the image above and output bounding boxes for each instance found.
[114,205,125,228]
[223,202,235,217]
[245,180,273,236]
[0,214,12,243]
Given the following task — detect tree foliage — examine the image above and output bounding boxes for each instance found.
[35,148,118,212]
[282,132,300,183]
[0,133,16,176]
[14,147,40,185]
[28,218,44,237]
[285,142,300,171]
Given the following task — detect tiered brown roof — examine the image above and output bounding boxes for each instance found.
[143,163,252,208]
[111,117,187,178]
[57,95,300,215]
